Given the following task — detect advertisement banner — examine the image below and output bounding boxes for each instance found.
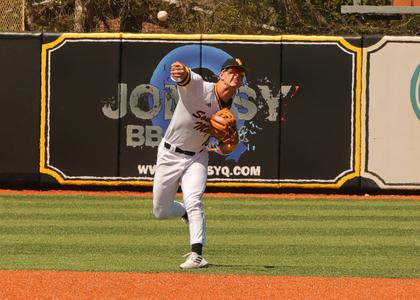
[280,37,361,188]
[40,34,361,188]
[40,33,121,184]
[362,36,420,189]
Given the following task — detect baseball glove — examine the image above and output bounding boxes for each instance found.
[208,108,239,154]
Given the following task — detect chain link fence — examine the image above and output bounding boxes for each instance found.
[0,0,24,31]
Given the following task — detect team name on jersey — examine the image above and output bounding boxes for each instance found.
[192,110,210,134]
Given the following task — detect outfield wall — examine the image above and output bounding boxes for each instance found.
[0,33,419,193]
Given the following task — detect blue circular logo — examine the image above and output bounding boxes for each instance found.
[149,45,247,160]
[150,44,231,129]
[410,64,420,121]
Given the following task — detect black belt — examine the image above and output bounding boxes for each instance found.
[164,142,196,156]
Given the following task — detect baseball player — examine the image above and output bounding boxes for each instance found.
[152,58,247,269]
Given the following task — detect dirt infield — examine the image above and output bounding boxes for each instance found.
[1,270,419,299]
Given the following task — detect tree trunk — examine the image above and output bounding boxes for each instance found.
[24,1,34,31]
[74,0,87,32]
[283,0,302,23]
[304,0,329,27]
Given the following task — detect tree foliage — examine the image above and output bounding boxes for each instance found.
[24,0,420,35]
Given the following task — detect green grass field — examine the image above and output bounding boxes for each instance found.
[0,193,419,278]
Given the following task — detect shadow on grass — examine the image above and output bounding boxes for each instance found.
[208,264,276,269]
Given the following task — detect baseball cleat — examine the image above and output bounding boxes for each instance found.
[181,213,189,224]
[179,252,209,269]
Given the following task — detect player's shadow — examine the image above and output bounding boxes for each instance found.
[208,263,276,269]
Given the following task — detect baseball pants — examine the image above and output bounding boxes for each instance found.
[152,139,208,245]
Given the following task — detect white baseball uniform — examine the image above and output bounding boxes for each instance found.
[152,67,238,245]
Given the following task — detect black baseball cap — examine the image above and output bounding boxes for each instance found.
[220,58,248,74]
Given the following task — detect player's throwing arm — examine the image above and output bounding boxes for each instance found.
[171,61,188,83]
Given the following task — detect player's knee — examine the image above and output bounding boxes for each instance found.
[153,206,168,219]
[186,203,204,219]
[186,198,203,212]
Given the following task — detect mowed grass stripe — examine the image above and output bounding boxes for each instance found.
[208,227,420,236]
[0,254,414,277]
[212,254,420,269]
[0,212,150,221]
[3,197,417,210]
[0,254,183,273]
[0,233,417,247]
[3,208,418,218]
[1,219,418,230]
[211,255,419,278]
[0,247,417,272]
[1,205,418,218]
[1,243,417,258]
[0,213,416,222]
[0,207,150,214]
[211,214,417,222]
[1,225,418,237]
[0,224,187,235]
[0,194,420,209]
[0,195,150,201]
[207,208,420,217]
[208,244,419,257]
[1,196,419,209]
[206,198,420,207]
[0,243,187,255]
[0,199,150,209]
[210,219,420,229]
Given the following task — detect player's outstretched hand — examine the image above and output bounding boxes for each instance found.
[171,61,187,82]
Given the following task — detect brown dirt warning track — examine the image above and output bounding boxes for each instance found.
[1,189,419,299]
[1,271,419,300]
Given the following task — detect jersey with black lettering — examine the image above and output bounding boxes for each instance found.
[164,68,238,153]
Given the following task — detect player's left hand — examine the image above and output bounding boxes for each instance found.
[208,108,239,154]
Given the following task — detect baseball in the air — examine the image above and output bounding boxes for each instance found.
[157,10,169,22]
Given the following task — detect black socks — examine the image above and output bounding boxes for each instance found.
[191,243,203,256]
[182,212,189,222]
